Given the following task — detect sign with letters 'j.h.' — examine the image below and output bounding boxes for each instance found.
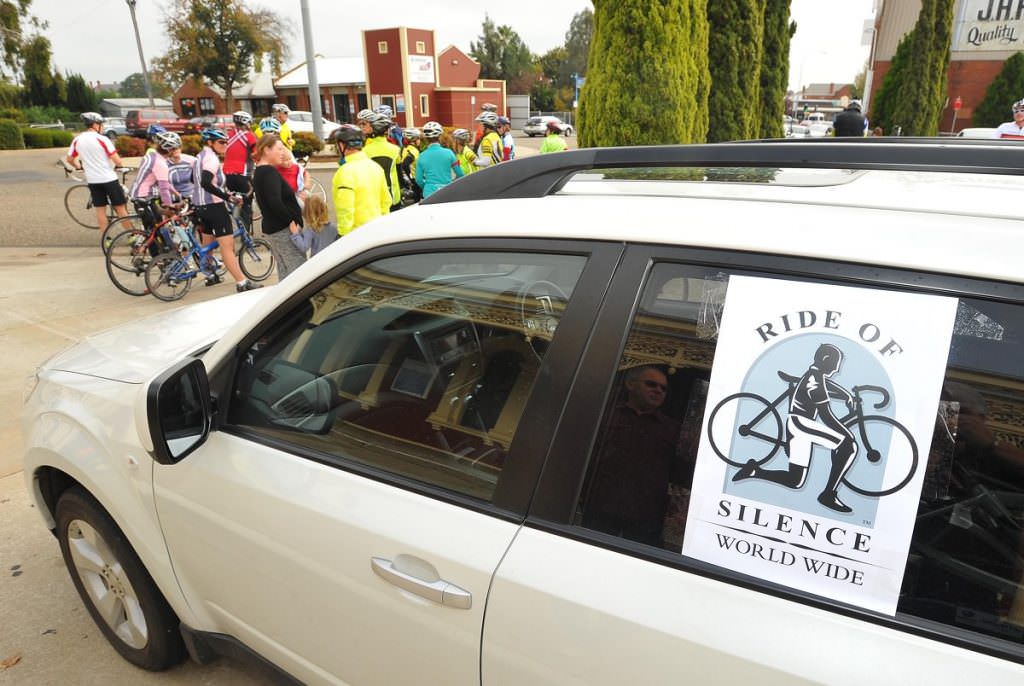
[681,276,957,615]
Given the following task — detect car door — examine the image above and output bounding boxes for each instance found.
[482,245,1024,684]
[152,240,621,684]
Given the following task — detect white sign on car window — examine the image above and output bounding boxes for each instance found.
[682,276,957,615]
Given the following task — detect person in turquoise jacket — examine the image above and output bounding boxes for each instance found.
[415,121,463,199]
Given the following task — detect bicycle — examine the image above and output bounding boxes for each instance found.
[60,159,133,229]
[143,206,274,302]
[103,202,191,296]
[706,370,918,497]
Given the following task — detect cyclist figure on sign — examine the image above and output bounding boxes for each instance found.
[733,343,859,513]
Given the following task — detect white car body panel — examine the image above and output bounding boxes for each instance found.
[153,431,519,684]
[484,529,1024,685]
[287,111,342,138]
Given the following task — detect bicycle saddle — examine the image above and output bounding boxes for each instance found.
[777,371,800,384]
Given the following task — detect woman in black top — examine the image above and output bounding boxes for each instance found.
[252,134,307,280]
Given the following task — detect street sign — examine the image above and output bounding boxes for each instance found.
[954,96,962,111]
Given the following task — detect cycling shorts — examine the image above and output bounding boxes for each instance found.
[195,203,233,237]
[88,180,126,208]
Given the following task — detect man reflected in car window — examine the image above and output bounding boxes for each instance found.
[582,365,685,546]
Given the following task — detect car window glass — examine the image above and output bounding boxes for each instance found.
[228,251,586,502]
[576,262,1024,652]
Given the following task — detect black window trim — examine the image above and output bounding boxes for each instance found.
[205,236,625,520]
[528,241,1024,666]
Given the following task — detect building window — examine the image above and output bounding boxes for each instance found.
[380,95,395,112]
[415,41,426,54]
[179,98,196,118]
[287,95,298,111]
[419,94,429,117]
[378,41,388,54]
[198,97,215,115]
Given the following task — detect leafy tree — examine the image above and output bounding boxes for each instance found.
[707,0,766,142]
[973,52,1024,127]
[21,33,62,106]
[64,72,97,112]
[851,61,867,99]
[888,0,955,135]
[0,0,39,80]
[580,0,710,147]
[156,0,290,111]
[757,0,793,139]
[869,29,913,135]
[560,8,593,90]
[469,15,533,82]
[120,71,172,99]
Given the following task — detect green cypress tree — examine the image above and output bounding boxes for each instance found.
[889,0,955,135]
[579,0,710,147]
[869,29,914,135]
[706,0,766,142]
[758,0,793,139]
[973,52,1024,128]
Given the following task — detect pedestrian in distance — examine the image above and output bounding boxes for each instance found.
[993,98,1024,139]
[331,125,391,237]
[539,120,569,154]
[252,133,307,281]
[416,121,463,199]
[832,100,868,137]
[65,112,129,236]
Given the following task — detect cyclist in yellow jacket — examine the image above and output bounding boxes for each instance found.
[452,129,477,175]
[362,112,403,211]
[332,125,391,236]
[473,112,504,170]
[399,127,422,204]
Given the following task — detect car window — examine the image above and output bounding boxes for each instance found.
[575,261,1024,653]
[227,251,587,502]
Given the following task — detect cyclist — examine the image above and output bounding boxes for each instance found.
[356,108,375,137]
[145,123,166,154]
[539,120,568,153]
[272,103,294,149]
[399,127,422,204]
[128,130,180,233]
[733,343,858,513]
[498,116,515,161]
[993,99,1024,139]
[473,102,498,147]
[224,110,258,231]
[167,145,196,201]
[362,112,403,211]
[331,125,390,236]
[374,104,404,147]
[832,100,868,137]
[192,128,261,292]
[452,129,477,175]
[416,121,463,199]
[65,112,129,235]
[473,112,504,169]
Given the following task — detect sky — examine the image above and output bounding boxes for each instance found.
[28,0,874,93]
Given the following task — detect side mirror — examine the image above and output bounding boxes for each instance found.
[146,358,212,465]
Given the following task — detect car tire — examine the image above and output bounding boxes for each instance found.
[106,131,117,141]
[565,127,574,137]
[55,487,186,671]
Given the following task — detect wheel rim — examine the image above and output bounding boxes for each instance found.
[66,519,148,649]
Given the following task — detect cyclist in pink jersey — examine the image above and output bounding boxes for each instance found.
[129,131,180,229]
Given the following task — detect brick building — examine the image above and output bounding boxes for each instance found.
[274,57,367,123]
[868,0,1024,131]
[172,70,277,118]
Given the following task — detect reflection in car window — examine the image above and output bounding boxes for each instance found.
[228,252,586,502]
[577,262,1024,653]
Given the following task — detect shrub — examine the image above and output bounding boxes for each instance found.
[21,105,75,126]
[292,131,324,158]
[0,119,25,149]
[0,107,24,121]
[21,127,54,148]
[52,130,73,147]
[115,134,146,157]
[181,134,201,155]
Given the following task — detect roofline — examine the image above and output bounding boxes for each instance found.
[421,139,1024,205]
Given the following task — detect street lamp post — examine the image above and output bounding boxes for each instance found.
[125,0,154,107]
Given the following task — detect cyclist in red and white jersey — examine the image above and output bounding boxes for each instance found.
[993,99,1024,139]
[223,111,258,231]
[65,112,129,234]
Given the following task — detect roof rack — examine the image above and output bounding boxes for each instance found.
[422,138,1024,205]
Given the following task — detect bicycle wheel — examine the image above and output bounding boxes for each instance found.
[841,415,918,497]
[100,214,145,252]
[64,184,98,229]
[105,228,154,296]
[144,251,193,302]
[238,237,275,282]
[707,392,784,467]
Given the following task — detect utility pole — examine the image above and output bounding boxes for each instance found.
[125,0,155,107]
[299,0,323,140]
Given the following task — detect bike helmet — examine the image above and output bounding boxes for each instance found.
[422,121,443,139]
[847,100,862,111]
[1013,99,1024,112]
[476,111,499,128]
[481,103,497,112]
[259,117,281,134]
[546,120,565,133]
[356,108,375,122]
[81,111,105,125]
[403,127,421,140]
[155,131,182,150]
[367,112,392,136]
[233,110,253,126]
[200,128,229,143]
[452,128,470,142]
[497,116,510,126]
[374,104,394,118]
[147,123,166,137]
[334,124,364,148]
[271,103,290,114]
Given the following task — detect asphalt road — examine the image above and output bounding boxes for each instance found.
[0,134,567,684]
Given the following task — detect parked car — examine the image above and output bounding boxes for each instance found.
[101,117,128,140]
[23,139,1024,685]
[183,114,235,136]
[286,110,341,138]
[958,127,998,139]
[125,109,190,137]
[523,115,574,137]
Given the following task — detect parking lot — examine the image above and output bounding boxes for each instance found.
[0,134,568,684]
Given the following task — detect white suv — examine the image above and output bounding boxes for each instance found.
[23,140,1024,684]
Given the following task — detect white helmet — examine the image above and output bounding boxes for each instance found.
[81,111,104,125]
[374,104,394,118]
[233,110,253,126]
[481,103,497,112]
[1013,99,1024,112]
[452,128,470,142]
[403,127,421,140]
[271,103,290,114]
[476,111,499,128]
[356,108,375,122]
[155,131,182,150]
[422,121,443,139]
